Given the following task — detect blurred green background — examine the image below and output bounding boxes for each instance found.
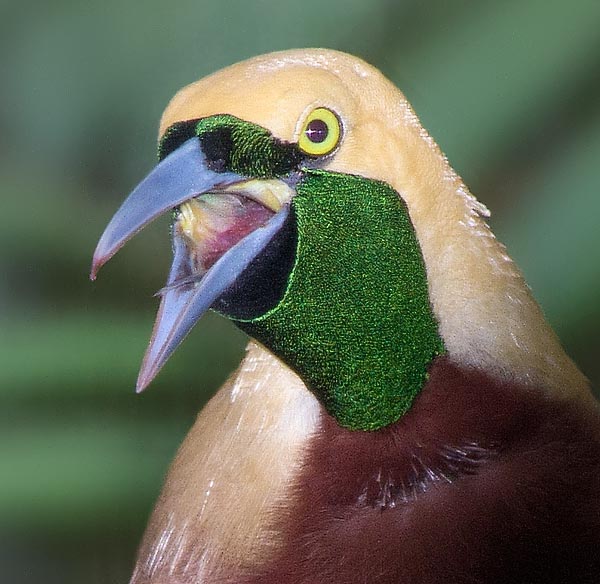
[2,0,599,582]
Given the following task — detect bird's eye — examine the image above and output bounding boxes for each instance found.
[298,107,341,156]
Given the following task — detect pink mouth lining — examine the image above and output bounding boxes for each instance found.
[178,193,275,276]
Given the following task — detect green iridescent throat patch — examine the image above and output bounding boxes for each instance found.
[237,169,445,431]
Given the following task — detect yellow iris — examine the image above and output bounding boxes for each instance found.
[298,107,341,156]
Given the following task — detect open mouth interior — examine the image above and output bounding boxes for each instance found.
[177,192,275,276]
[166,179,294,292]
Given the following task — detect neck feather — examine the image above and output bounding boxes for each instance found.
[239,170,444,430]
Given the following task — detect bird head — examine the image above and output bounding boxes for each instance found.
[91,49,589,430]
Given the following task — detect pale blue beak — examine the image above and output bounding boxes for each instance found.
[91,138,289,391]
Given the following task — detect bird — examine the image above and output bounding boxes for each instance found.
[91,49,600,584]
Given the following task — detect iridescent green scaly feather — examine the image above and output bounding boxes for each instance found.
[238,169,445,430]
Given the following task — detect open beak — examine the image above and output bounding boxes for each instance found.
[91,137,292,391]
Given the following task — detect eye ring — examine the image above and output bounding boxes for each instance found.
[298,107,342,156]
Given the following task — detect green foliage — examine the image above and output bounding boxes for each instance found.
[2,0,598,581]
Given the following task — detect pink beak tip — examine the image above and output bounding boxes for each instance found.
[89,251,107,281]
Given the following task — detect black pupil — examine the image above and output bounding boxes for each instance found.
[305,119,329,143]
